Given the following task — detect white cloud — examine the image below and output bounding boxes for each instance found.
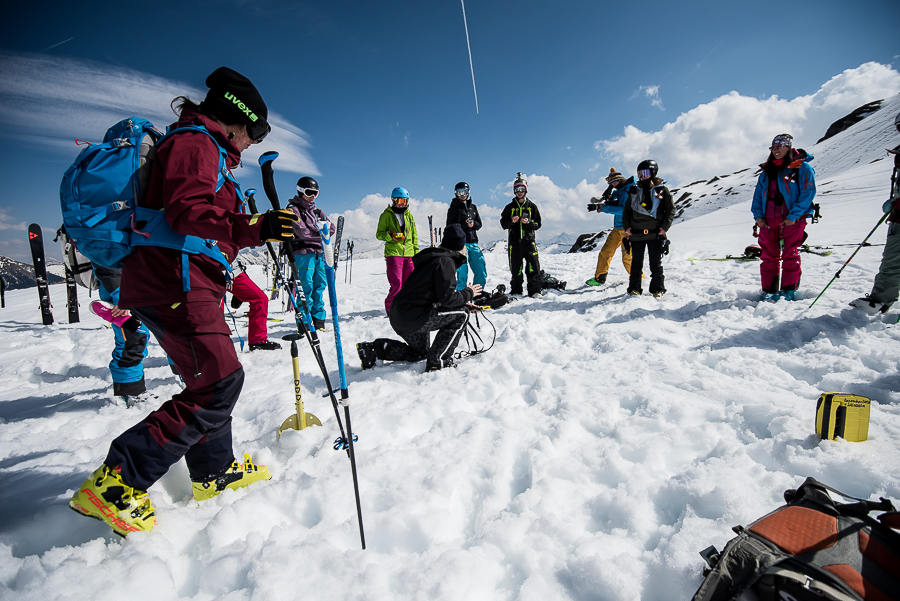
[637,85,665,111]
[0,51,317,175]
[333,174,614,247]
[598,62,900,185]
[0,208,27,232]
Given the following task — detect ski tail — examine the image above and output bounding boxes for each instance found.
[28,223,54,325]
[333,216,344,270]
[64,265,80,323]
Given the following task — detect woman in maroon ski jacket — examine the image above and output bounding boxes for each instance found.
[70,67,298,536]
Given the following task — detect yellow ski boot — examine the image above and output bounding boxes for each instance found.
[69,465,156,536]
[192,454,272,501]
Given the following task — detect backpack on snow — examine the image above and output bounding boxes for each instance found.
[744,244,762,259]
[472,284,510,310]
[539,270,567,291]
[59,116,237,291]
[691,477,900,601]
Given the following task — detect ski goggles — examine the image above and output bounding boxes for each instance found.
[392,197,409,208]
[637,169,653,180]
[248,120,271,143]
[513,186,526,194]
[455,188,470,196]
[297,187,319,198]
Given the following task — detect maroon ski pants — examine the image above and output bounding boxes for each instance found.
[759,202,807,293]
[105,300,244,490]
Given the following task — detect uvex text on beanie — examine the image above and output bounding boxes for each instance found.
[202,66,268,128]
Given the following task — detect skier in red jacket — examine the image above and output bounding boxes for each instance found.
[70,67,298,536]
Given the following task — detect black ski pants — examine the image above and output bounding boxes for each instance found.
[628,238,666,295]
[376,308,469,368]
[508,239,541,296]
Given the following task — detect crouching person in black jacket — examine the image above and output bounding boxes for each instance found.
[357,224,482,372]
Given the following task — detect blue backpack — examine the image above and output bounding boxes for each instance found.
[60,117,238,291]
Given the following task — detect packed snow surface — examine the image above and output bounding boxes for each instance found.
[1,97,899,600]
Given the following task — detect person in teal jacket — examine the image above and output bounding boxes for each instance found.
[751,133,816,301]
[376,186,419,314]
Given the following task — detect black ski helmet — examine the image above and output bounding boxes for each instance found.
[455,181,469,191]
[297,176,319,191]
[637,159,658,179]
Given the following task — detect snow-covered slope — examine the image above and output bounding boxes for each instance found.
[668,93,900,225]
[1,98,899,601]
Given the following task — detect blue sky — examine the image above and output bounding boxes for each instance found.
[1,0,899,262]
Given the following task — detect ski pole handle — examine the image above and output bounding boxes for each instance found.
[245,188,259,214]
[259,151,282,210]
[246,188,282,272]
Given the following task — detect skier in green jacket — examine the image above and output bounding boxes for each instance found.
[376,186,419,314]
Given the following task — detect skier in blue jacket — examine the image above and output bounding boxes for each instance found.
[587,168,635,286]
[751,134,816,301]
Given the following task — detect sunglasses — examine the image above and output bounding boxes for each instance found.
[769,144,789,151]
[514,186,526,194]
[637,169,653,179]
[247,120,271,143]
[300,188,319,198]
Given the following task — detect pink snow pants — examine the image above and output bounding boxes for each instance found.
[759,202,807,293]
[230,272,270,344]
[385,256,414,314]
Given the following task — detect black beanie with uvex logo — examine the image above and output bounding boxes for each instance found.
[201,66,268,128]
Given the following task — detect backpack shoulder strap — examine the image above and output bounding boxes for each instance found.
[788,478,896,516]
[157,125,240,195]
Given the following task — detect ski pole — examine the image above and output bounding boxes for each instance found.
[257,153,348,444]
[320,220,366,549]
[810,211,890,307]
[246,188,339,436]
[349,241,353,284]
[344,240,351,283]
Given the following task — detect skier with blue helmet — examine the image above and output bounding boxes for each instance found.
[376,186,419,314]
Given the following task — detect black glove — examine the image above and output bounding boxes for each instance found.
[660,238,670,256]
[587,203,599,212]
[230,296,244,310]
[622,238,631,253]
[259,209,299,243]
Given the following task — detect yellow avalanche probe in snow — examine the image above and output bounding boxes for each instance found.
[278,333,322,436]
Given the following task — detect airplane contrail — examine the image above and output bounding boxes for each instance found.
[460,0,479,114]
[44,37,74,51]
